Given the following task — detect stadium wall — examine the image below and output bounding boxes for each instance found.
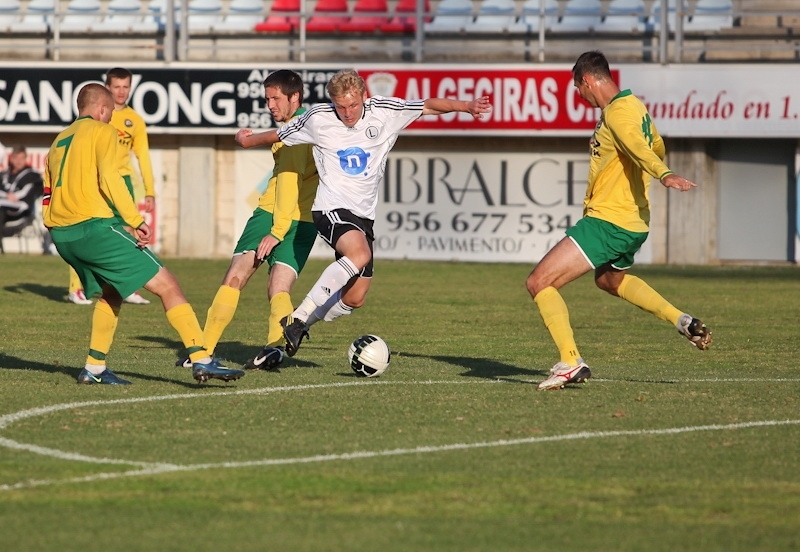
[1,62,797,264]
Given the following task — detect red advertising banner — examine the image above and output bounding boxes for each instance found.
[356,68,618,133]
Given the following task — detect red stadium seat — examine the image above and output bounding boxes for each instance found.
[255,0,298,32]
[339,0,389,33]
[379,0,430,33]
[305,0,348,32]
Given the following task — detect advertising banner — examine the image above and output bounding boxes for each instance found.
[2,63,800,137]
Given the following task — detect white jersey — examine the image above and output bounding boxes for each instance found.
[277,95,424,220]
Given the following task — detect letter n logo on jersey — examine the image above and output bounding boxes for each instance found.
[337,147,371,175]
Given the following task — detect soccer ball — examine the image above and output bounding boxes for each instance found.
[348,335,391,377]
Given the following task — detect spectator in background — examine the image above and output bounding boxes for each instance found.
[0,145,43,253]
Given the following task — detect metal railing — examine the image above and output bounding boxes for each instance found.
[3,0,799,64]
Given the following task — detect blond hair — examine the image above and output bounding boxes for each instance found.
[326,69,366,99]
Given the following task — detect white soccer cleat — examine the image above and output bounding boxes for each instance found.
[124,291,151,305]
[67,289,93,305]
[538,361,592,391]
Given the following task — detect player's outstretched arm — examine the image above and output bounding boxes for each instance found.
[661,173,697,192]
[235,128,280,149]
[422,96,492,119]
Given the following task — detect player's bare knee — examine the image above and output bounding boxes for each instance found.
[526,274,544,298]
[595,279,620,296]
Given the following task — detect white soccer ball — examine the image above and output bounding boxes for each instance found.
[348,335,391,377]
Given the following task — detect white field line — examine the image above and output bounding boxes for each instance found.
[1,380,798,491]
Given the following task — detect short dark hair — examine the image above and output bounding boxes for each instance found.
[11,145,26,154]
[263,70,304,101]
[572,51,611,82]
[105,67,133,85]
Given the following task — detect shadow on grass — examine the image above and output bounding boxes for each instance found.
[396,352,547,382]
[136,335,323,370]
[3,283,67,303]
[0,352,77,379]
[0,352,202,388]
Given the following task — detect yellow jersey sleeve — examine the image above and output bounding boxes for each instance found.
[43,117,145,229]
[110,106,156,198]
[269,141,302,241]
[257,110,319,240]
[605,98,672,181]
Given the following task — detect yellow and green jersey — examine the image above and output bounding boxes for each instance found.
[584,89,672,233]
[258,108,319,241]
[110,105,155,198]
[43,116,144,229]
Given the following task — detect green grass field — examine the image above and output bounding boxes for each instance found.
[1,255,799,552]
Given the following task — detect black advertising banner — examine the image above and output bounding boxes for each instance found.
[0,67,338,133]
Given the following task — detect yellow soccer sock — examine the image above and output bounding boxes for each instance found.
[68,266,83,294]
[86,300,120,368]
[202,285,240,355]
[534,286,581,366]
[166,302,210,363]
[268,292,293,347]
[617,275,682,326]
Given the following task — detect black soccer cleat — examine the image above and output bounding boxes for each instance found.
[244,346,285,371]
[281,316,310,357]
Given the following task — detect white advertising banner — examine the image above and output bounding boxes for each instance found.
[368,151,587,263]
[619,65,800,138]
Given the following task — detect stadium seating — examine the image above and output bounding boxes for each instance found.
[92,0,146,32]
[59,0,102,32]
[550,0,602,33]
[508,0,558,34]
[684,0,733,32]
[339,0,389,33]
[598,0,646,33]
[424,0,473,33]
[648,0,683,31]
[212,0,264,31]
[255,0,298,32]
[129,0,170,32]
[186,0,223,31]
[16,0,54,32]
[379,0,430,34]
[465,0,516,33]
[305,0,349,32]
[0,0,22,32]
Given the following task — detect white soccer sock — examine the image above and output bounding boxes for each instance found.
[294,257,359,321]
[305,290,355,325]
[292,296,318,323]
[322,298,354,322]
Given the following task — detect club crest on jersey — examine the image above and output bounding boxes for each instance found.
[365,126,379,139]
[337,147,370,175]
[125,119,133,127]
